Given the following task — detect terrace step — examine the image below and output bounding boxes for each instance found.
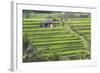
[42,49,87,56]
[67,21,90,24]
[34,42,84,49]
[28,34,76,39]
[23,27,65,32]
[30,37,81,42]
[33,40,83,46]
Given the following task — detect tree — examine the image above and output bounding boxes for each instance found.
[23,33,37,62]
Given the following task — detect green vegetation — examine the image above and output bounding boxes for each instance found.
[23,10,91,62]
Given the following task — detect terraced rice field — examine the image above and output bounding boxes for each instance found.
[66,18,91,52]
[23,17,91,62]
[67,18,91,41]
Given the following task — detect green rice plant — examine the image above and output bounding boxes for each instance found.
[67,18,91,21]
[23,17,91,61]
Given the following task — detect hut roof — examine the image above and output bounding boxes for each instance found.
[42,19,54,23]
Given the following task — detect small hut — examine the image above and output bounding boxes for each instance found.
[40,17,55,28]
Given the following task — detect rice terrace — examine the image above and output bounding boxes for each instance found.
[22,10,91,62]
